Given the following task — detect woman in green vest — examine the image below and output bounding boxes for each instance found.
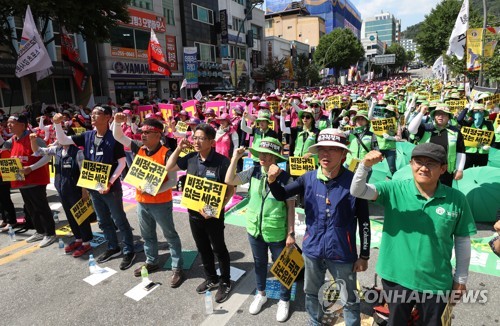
[225,137,295,322]
[344,110,378,172]
[279,108,320,159]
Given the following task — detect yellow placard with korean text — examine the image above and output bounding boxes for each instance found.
[356,102,368,110]
[289,156,316,176]
[461,127,494,148]
[348,158,361,172]
[123,155,168,196]
[72,127,86,135]
[324,96,340,111]
[406,86,416,93]
[371,117,397,136]
[0,158,24,181]
[342,125,355,132]
[180,174,227,218]
[268,100,279,114]
[270,245,304,289]
[76,160,112,190]
[179,145,195,158]
[176,121,189,133]
[494,115,500,130]
[446,99,467,114]
[70,198,94,226]
[429,95,441,102]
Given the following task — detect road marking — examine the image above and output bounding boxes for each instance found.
[200,269,256,326]
[0,243,39,266]
[0,240,30,256]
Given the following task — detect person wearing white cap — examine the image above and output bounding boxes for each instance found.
[266,128,371,326]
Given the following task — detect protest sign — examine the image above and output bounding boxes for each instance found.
[370,117,397,136]
[270,245,304,289]
[268,100,279,113]
[72,127,86,135]
[348,158,361,172]
[70,198,94,225]
[124,155,168,196]
[324,96,339,111]
[180,174,227,218]
[205,101,225,116]
[0,158,24,181]
[176,121,189,133]
[461,127,494,148]
[289,156,316,176]
[445,99,467,114]
[137,105,154,122]
[77,160,112,190]
[182,100,196,117]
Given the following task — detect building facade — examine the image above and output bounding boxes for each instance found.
[400,38,418,56]
[362,12,401,47]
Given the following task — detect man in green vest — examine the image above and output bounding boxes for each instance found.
[408,103,465,186]
[345,110,378,171]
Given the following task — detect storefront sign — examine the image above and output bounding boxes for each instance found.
[183,47,198,89]
[120,8,166,33]
[165,35,178,70]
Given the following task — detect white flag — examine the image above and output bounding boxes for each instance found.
[15,5,53,78]
[446,0,469,60]
[194,89,202,101]
[432,55,444,78]
[180,78,187,90]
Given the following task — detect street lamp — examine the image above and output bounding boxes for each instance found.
[233,0,264,91]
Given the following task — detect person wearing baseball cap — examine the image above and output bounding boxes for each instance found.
[351,143,477,325]
[408,103,466,186]
[266,128,370,326]
[225,138,294,321]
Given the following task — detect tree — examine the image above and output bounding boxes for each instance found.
[385,43,407,71]
[313,28,364,77]
[261,56,286,89]
[401,22,423,40]
[306,62,321,86]
[406,50,415,63]
[293,53,310,87]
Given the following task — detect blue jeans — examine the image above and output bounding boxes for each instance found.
[89,188,134,254]
[247,234,291,302]
[303,255,360,326]
[137,201,183,268]
[380,149,397,176]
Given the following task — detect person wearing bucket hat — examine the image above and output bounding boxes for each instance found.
[408,103,466,186]
[457,102,494,168]
[214,113,239,159]
[309,99,330,131]
[241,109,279,162]
[351,145,476,326]
[225,139,294,321]
[344,110,378,171]
[280,107,320,158]
[265,128,370,326]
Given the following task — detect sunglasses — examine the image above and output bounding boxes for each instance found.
[302,115,312,119]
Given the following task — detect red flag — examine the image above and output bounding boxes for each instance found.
[61,31,88,91]
[148,29,171,76]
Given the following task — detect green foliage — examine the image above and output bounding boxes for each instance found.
[471,0,500,24]
[292,53,321,87]
[385,43,407,70]
[306,62,321,86]
[261,56,287,88]
[406,50,416,63]
[401,22,423,40]
[0,0,131,57]
[313,28,364,75]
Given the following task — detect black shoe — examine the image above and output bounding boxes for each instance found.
[196,279,219,294]
[119,253,136,270]
[215,281,232,303]
[97,248,122,263]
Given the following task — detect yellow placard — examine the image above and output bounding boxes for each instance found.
[72,127,86,135]
[70,198,94,226]
[342,125,355,132]
[180,174,227,218]
[441,303,453,326]
[461,127,494,148]
[348,158,361,172]
[270,245,304,289]
[76,160,112,190]
[268,100,279,114]
[371,117,397,136]
[324,96,340,111]
[55,224,73,236]
[446,99,467,114]
[356,102,368,110]
[494,115,500,130]
[123,155,168,196]
[179,145,195,158]
[176,121,189,133]
[406,86,416,93]
[289,156,316,176]
[0,158,24,181]
[269,120,275,131]
[429,95,441,102]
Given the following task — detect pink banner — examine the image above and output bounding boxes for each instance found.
[159,103,175,133]
[182,100,196,117]
[205,101,226,117]
[137,105,154,122]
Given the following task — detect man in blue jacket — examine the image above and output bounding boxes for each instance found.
[267,128,370,326]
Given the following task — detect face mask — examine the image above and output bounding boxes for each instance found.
[354,126,365,133]
[473,111,484,128]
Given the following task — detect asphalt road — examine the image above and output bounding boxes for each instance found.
[1,185,498,326]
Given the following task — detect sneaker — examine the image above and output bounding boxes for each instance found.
[26,232,44,243]
[64,241,82,254]
[119,253,136,270]
[72,244,92,258]
[133,263,160,277]
[97,248,122,263]
[215,281,232,303]
[39,235,57,248]
[276,300,290,322]
[249,293,268,315]
[196,279,219,294]
[170,269,185,288]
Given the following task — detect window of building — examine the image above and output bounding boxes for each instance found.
[1,77,24,107]
[110,26,149,59]
[194,42,216,62]
[229,45,246,60]
[232,0,244,4]
[192,4,214,25]
[251,25,262,39]
[232,17,245,32]
[163,0,175,25]
[265,19,273,28]
[130,0,153,10]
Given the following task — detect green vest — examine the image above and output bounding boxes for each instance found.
[346,132,373,167]
[465,125,490,154]
[317,119,329,131]
[419,129,458,173]
[246,174,287,242]
[294,130,317,157]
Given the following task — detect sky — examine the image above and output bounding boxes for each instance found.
[346,0,442,30]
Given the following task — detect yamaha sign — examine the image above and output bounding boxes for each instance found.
[112,61,150,74]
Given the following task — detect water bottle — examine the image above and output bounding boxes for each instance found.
[8,226,16,242]
[88,254,98,274]
[58,238,65,253]
[204,290,213,314]
[141,265,149,283]
[53,212,59,223]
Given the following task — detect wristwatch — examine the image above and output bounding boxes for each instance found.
[360,255,370,260]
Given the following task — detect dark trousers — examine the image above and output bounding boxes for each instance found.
[20,185,55,236]
[0,181,17,224]
[465,153,488,169]
[59,188,93,242]
[189,217,231,283]
[382,279,448,326]
[439,171,454,187]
